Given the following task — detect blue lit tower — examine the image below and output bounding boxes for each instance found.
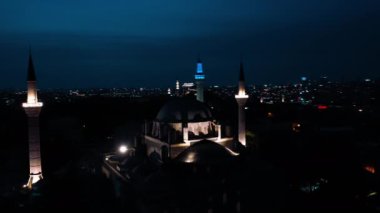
[22,50,43,188]
[194,58,205,102]
[235,62,248,146]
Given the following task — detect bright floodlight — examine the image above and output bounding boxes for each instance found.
[119,145,128,154]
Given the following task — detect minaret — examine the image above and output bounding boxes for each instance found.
[235,62,249,146]
[194,58,205,102]
[175,80,180,96]
[22,50,43,188]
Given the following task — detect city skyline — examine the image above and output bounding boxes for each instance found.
[1,1,380,211]
[0,0,379,89]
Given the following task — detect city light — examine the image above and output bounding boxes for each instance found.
[183,82,194,87]
[292,123,301,132]
[317,105,328,110]
[364,165,375,174]
[119,145,128,154]
[368,192,377,197]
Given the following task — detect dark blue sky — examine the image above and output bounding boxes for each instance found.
[0,0,379,89]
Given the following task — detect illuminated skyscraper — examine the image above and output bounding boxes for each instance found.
[22,50,43,188]
[194,58,205,102]
[235,62,248,146]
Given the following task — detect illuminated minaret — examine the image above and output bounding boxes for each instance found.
[22,50,43,188]
[194,58,205,102]
[235,62,249,146]
[175,80,180,96]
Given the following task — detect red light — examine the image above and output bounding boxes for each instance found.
[318,105,328,110]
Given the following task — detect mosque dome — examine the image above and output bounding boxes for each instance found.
[174,140,237,165]
[156,99,213,123]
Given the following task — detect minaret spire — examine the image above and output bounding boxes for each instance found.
[239,61,245,82]
[235,61,249,146]
[25,49,40,104]
[238,61,246,95]
[194,55,205,102]
[22,49,43,189]
[27,48,36,81]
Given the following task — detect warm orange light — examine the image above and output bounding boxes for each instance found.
[267,112,273,118]
[292,122,301,132]
[364,165,376,174]
[184,152,196,163]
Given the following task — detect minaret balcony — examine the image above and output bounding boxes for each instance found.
[235,94,249,99]
[22,102,43,108]
[195,74,205,80]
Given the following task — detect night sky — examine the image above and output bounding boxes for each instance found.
[0,0,379,89]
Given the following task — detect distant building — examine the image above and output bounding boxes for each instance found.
[182,82,195,95]
[175,80,180,96]
[194,58,205,102]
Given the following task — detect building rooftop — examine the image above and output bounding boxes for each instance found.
[174,140,237,165]
[156,98,213,123]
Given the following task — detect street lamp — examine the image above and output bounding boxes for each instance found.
[119,145,128,154]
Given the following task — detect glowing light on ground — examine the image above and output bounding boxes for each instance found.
[184,152,196,163]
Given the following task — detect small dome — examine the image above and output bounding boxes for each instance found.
[175,140,237,165]
[156,99,213,123]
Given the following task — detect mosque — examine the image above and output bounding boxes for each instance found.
[101,58,252,212]
[143,58,249,163]
[22,50,250,191]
